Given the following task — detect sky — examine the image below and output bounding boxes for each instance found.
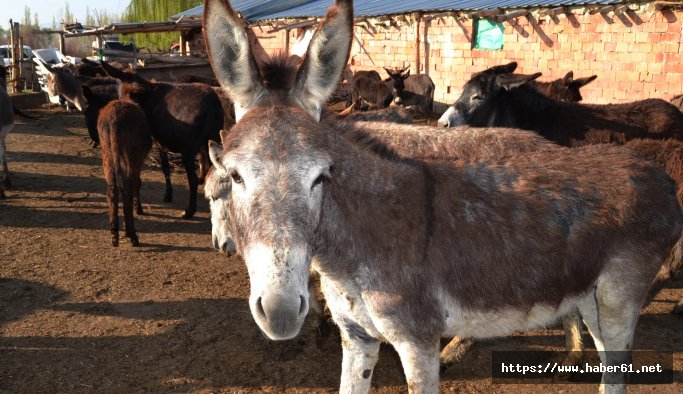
[5,0,131,28]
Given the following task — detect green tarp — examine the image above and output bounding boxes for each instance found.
[474,18,504,50]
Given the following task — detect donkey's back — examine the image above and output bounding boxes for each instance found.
[421,145,681,333]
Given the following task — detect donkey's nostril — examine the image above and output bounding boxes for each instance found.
[298,295,307,317]
[256,297,266,320]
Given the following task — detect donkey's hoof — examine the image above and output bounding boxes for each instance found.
[112,236,119,247]
[181,210,196,219]
[129,236,140,247]
[0,191,5,199]
[673,299,683,315]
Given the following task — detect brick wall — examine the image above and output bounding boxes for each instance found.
[250,4,683,112]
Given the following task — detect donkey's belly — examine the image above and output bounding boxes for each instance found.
[441,293,586,338]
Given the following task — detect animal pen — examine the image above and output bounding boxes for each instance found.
[173,0,683,110]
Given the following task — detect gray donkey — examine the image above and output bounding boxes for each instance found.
[204,0,683,393]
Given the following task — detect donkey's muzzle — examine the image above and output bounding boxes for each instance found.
[212,233,237,254]
[252,292,308,340]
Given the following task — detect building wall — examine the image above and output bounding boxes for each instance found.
[251,4,683,112]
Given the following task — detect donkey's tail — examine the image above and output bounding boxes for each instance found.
[646,234,683,305]
[13,105,41,120]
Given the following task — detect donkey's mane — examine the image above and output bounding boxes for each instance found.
[337,125,401,161]
[259,52,298,90]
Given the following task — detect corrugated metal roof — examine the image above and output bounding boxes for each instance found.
[171,0,625,22]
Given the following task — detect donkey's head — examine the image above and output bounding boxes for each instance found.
[43,63,88,111]
[438,63,541,127]
[545,71,598,102]
[204,165,236,255]
[205,0,353,340]
[385,66,410,103]
[100,61,151,102]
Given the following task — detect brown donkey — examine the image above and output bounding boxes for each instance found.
[99,61,225,219]
[90,92,152,246]
[205,1,683,393]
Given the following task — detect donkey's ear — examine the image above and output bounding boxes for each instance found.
[208,140,228,177]
[573,74,597,88]
[495,72,542,91]
[100,61,127,80]
[487,62,518,75]
[291,0,354,120]
[203,0,264,115]
[563,71,574,84]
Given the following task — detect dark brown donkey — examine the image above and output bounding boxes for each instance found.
[205,1,683,393]
[0,65,14,198]
[85,88,152,246]
[388,66,436,116]
[438,64,683,145]
[100,61,225,218]
[347,68,410,111]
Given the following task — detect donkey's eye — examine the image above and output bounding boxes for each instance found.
[230,170,243,185]
[471,95,483,102]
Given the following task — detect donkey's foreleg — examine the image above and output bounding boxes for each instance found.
[159,150,173,202]
[393,340,440,394]
[339,328,380,394]
[0,129,11,191]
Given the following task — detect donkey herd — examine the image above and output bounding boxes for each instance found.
[3,0,683,392]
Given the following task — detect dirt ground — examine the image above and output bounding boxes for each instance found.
[1,107,682,393]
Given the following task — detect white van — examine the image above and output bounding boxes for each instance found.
[1,45,33,66]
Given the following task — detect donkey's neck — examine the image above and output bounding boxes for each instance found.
[312,137,438,279]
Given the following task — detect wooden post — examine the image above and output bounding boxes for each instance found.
[59,32,65,54]
[413,12,421,73]
[423,17,430,76]
[17,35,24,91]
[8,19,19,93]
[179,32,187,56]
[284,29,290,56]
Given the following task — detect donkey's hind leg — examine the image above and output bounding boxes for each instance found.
[121,178,139,246]
[134,175,144,215]
[558,310,584,375]
[104,170,119,247]
[578,282,643,394]
[394,339,440,394]
[439,337,474,368]
[159,149,173,202]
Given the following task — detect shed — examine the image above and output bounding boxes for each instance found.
[174,1,683,109]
